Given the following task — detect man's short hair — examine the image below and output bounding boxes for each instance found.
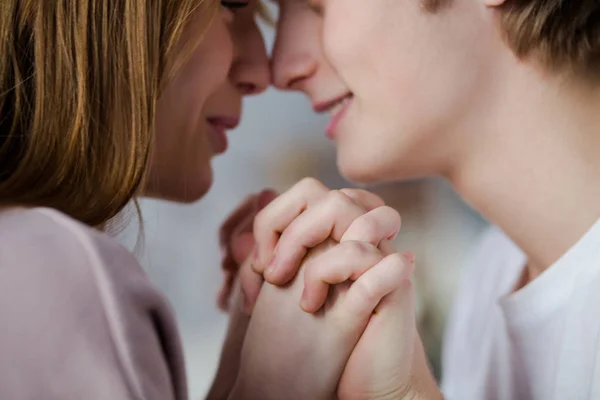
[425,0,600,80]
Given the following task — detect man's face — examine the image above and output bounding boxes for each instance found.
[272,0,504,183]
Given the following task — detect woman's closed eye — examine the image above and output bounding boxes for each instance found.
[221,1,250,13]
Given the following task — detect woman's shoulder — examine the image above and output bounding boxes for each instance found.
[0,206,153,289]
[0,206,136,267]
[0,207,185,400]
[0,206,165,319]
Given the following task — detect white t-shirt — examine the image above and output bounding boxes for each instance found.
[442,219,600,400]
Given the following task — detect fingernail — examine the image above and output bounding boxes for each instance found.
[402,251,416,264]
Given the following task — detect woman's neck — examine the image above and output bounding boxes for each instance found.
[450,66,600,282]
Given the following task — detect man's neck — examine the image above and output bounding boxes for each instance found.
[449,66,600,282]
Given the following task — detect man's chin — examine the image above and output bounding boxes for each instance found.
[338,156,387,186]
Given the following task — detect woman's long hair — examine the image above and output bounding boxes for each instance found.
[0,0,218,227]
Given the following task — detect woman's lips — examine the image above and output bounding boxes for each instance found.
[207,116,239,154]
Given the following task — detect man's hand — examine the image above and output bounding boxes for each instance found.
[249,178,397,308]
[230,242,413,399]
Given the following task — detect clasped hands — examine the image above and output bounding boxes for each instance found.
[211,178,441,400]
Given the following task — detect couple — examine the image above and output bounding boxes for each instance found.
[1,0,600,399]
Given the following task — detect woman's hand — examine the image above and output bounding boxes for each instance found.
[244,178,442,399]
[248,177,398,309]
[207,256,257,400]
[229,239,414,400]
[217,189,277,311]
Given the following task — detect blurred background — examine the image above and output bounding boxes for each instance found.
[118,8,487,398]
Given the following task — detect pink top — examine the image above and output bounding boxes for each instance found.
[0,207,187,400]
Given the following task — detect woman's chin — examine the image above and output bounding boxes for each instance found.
[174,176,213,204]
[142,171,214,204]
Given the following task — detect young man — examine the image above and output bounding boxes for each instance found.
[243,1,600,399]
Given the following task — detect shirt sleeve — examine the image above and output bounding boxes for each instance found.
[0,208,188,400]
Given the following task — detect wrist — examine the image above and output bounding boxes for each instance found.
[226,371,282,400]
[206,369,238,400]
[226,373,271,400]
[375,337,441,400]
[400,385,443,400]
[402,347,443,400]
[207,298,251,400]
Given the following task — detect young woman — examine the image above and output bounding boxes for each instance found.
[0,1,266,398]
[241,1,600,399]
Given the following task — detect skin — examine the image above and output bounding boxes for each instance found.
[271,0,347,108]
[230,179,441,400]
[146,1,270,202]
[216,0,599,397]
[273,0,600,284]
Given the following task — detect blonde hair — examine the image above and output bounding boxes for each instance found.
[0,0,219,227]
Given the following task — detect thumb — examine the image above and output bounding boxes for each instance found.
[338,279,418,400]
[372,278,416,340]
[238,251,264,315]
[341,252,414,322]
[366,259,418,362]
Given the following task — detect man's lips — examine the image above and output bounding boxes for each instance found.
[313,92,354,114]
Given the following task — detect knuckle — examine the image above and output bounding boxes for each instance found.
[386,252,409,270]
[338,188,364,203]
[356,215,381,241]
[298,177,325,192]
[276,227,297,249]
[354,276,380,304]
[381,205,400,218]
[326,189,351,209]
[342,240,380,258]
[381,205,402,225]
[303,246,334,281]
[304,262,320,284]
[252,208,268,234]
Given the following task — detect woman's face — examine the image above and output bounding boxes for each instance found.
[273,0,498,183]
[148,1,269,202]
